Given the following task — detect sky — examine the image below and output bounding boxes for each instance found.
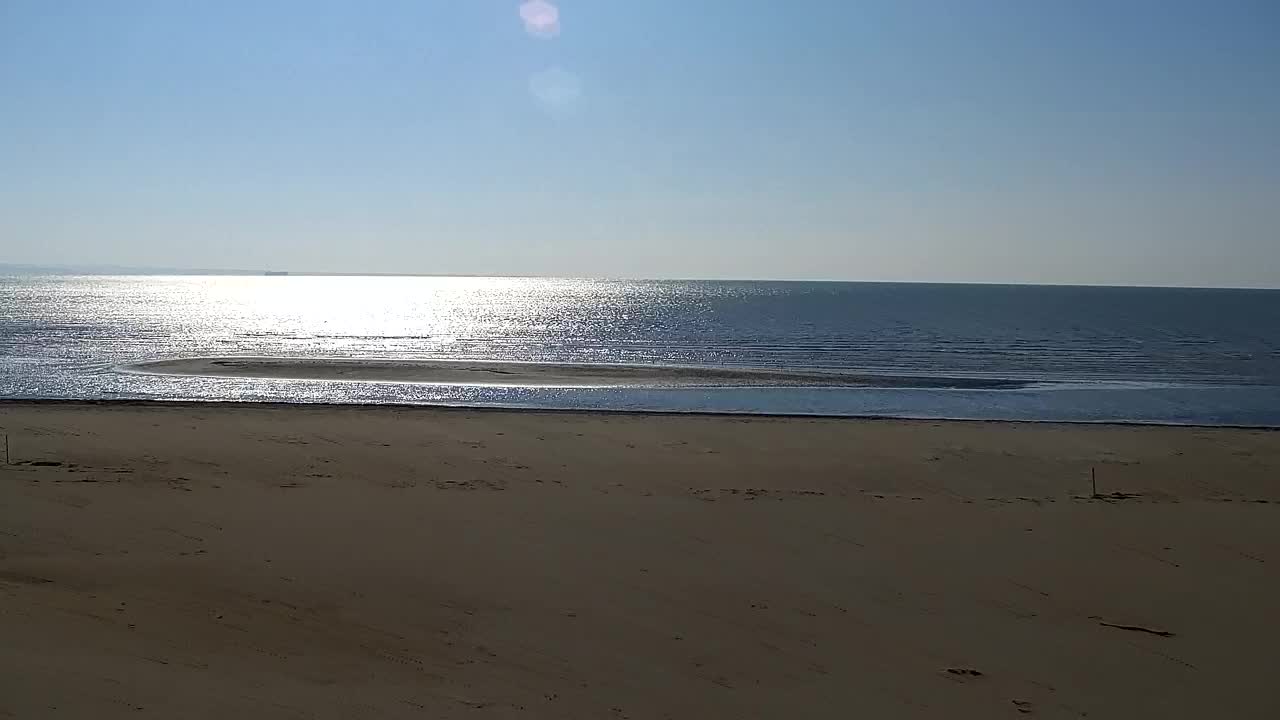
[1,0,1278,286]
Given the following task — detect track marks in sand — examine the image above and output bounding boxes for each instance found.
[690,487,827,501]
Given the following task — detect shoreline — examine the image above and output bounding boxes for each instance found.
[4,398,1279,431]
[122,356,1031,390]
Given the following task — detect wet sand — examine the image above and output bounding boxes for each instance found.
[125,357,1029,389]
[2,402,1279,718]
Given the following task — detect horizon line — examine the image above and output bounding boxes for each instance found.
[0,264,1276,291]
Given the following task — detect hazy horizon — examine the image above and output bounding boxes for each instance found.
[3,1,1279,288]
[6,262,1280,290]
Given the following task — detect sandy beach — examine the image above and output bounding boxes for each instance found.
[2,402,1279,718]
[126,357,1029,389]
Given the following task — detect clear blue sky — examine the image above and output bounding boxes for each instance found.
[2,0,1278,285]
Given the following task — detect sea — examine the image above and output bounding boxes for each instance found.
[3,275,1279,426]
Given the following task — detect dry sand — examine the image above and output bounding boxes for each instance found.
[126,357,1028,389]
[1,402,1278,718]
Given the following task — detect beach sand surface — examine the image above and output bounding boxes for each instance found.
[1,402,1278,718]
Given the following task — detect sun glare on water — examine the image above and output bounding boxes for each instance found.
[185,276,585,362]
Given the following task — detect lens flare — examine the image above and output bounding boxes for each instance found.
[529,67,581,110]
[519,0,561,38]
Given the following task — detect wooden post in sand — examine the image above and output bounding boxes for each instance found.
[3,434,8,465]
[1091,466,1097,498]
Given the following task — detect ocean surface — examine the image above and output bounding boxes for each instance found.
[3,275,1280,425]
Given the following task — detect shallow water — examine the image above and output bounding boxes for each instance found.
[3,275,1279,425]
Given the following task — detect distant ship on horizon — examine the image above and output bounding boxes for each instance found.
[264,271,289,276]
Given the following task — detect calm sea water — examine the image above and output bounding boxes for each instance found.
[3,275,1280,425]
